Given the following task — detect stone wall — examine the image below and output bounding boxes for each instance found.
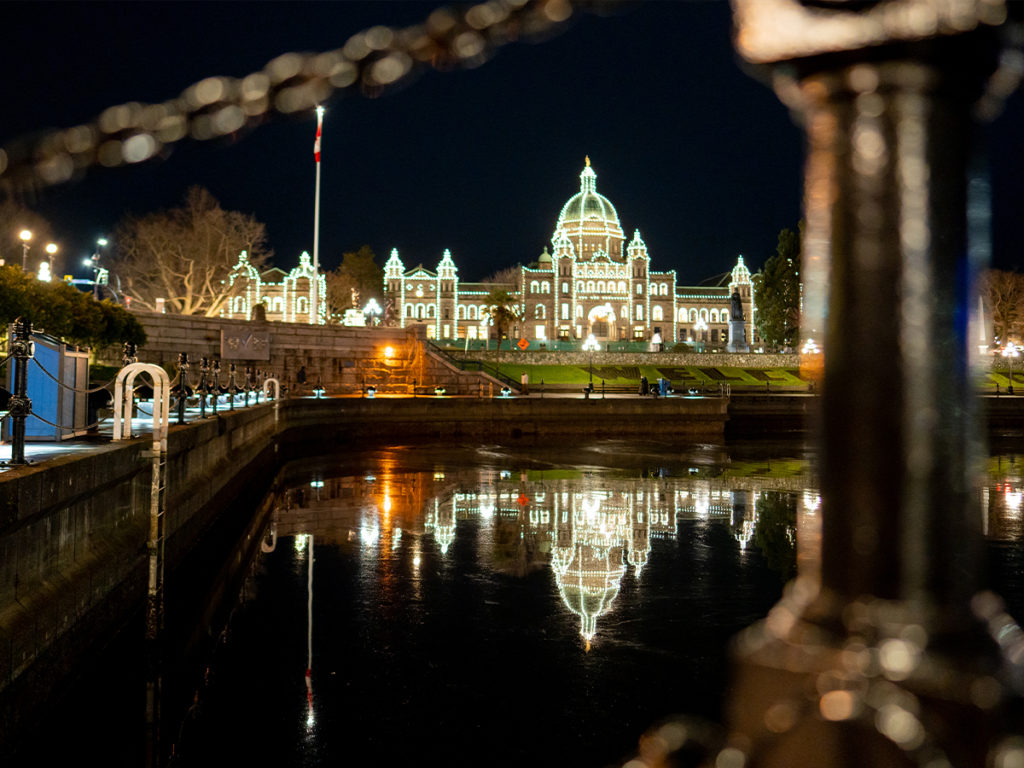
[119,312,499,395]
[456,349,801,368]
[0,404,278,742]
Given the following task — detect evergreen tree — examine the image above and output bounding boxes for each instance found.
[753,226,802,350]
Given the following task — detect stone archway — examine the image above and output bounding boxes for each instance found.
[587,303,616,341]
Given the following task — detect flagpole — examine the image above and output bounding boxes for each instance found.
[311,105,324,325]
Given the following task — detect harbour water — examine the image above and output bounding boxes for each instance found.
[13,439,1024,767]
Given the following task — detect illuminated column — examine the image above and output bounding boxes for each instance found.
[724,2,1022,767]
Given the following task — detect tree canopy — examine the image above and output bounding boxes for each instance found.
[753,226,802,351]
[325,245,383,321]
[110,187,272,316]
[0,265,146,348]
[484,288,522,347]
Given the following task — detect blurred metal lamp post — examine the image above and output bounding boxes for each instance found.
[1004,342,1019,395]
[90,237,108,299]
[713,1,1024,767]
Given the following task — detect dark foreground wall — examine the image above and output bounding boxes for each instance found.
[0,405,278,747]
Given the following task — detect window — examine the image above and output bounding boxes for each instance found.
[636,305,644,320]
[700,308,709,321]
[618,281,626,293]
[652,305,663,321]
[457,306,465,319]
[661,284,669,296]
[597,281,605,293]
[296,297,308,314]
[636,284,643,295]
[562,282,569,293]
[722,310,730,323]
[711,329,719,343]
[535,325,547,340]
[711,309,719,323]
[561,303,569,320]
[406,305,413,318]
[542,281,550,293]
[689,309,697,323]
[577,281,584,292]
[587,281,595,292]
[530,280,539,293]
[534,304,546,319]
[575,305,583,318]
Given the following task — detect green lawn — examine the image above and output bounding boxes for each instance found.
[489,363,811,390]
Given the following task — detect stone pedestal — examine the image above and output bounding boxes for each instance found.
[726,320,749,353]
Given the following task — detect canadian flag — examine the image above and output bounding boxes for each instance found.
[314,109,323,163]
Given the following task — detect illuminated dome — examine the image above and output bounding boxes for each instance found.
[554,158,625,261]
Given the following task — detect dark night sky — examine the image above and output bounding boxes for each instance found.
[2,1,1022,283]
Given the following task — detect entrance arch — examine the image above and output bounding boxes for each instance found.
[587,303,617,341]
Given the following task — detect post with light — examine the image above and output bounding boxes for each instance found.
[310,105,324,326]
[1003,342,1019,395]
[91,238,108,300]
[19,229,31,270]
[582,333,600,398]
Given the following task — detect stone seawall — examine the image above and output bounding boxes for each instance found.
[276,395,729,446]
[0,405,278,744]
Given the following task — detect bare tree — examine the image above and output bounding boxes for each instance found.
[979,269,1024,344]
[481,264,522,291]
[111,187,272,316]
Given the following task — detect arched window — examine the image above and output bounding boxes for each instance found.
[561,282,569,293]
[457,305,466,319]
[619,281,626,293]
[652,305,663,321]
[636,305,644,320]
[587,281,595,292]
[542,281,550,293]
[661,284,669,296]
[296,297,308,314]
[575,305,583,318]
[534,304,546,319]
[530,280,539,294]
[677,307,686,322]
[722,310,730,323]
[479,305,488,320]
[233,296,246,314]
[597,281,605,293]
[272,297,284,313]
[406,305,413,318]
[699,308,709,321]
[689,309,697,323]
[621,305,629,320]
[416,304,426,319]
[428,305,436,318]
[576,281,584,292]
[710,309,719,323]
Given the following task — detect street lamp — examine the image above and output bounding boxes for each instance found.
[1004,342,1019,395]
[362,298,382,326]
[693,316,708,353]
[90,237,108,299]
[583,333,600,389]
[19,229,32,269]
[45,242,57,273]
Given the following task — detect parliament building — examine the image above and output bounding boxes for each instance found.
[384,159,754,347]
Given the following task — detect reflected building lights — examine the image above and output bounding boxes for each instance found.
[270,456,1024,651]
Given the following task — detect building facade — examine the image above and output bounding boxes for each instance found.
[221,250,327,324]
[384,159,755,347]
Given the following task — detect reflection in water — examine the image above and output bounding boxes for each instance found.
[276,454,806,649]
[157,445,1024,767]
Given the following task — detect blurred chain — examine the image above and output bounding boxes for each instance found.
[0,0,617,196]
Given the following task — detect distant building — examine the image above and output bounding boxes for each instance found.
[221,250,326,324]
[383,159,755,347]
